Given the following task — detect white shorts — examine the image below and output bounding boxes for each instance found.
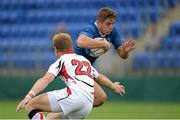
[47,87,93,119]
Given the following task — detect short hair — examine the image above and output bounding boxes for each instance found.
[52,33,73,52]
[96,7,116,22]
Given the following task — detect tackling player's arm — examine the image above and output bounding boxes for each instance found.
[27,72,55,96]
[16,72,55,112]
[95,73,125,96]
[77,34,111,50]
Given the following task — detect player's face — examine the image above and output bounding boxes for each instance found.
[99,19,115,35]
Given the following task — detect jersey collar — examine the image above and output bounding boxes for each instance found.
[94,22,106,37]
[62,50,74,55]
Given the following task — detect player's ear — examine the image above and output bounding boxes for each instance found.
[96,20,101,25]
[54,47,58,53]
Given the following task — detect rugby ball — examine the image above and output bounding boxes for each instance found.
[86,37,106,57]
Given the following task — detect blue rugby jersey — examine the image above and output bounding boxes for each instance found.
[74,22,123,64]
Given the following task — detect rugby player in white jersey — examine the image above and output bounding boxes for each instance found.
[16,33,125,119]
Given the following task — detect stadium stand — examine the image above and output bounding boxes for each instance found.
[133,21,180,71]
[0,0,178,71]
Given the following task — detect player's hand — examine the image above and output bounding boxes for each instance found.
[112,82,125,96]
[102,39,111,51]
[121,39,135,54]
[16,96,31,112]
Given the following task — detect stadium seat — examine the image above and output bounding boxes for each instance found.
[176,52,180,68]
[0,53,9,67]
[128,9,138,22]
[169,22,180,36]
[175,36,180,50]
[39,52,56,69]
[149,7,161,23]
[12,51,37,69]
[153,51,166,69]
[129,22,143,38]
[133,52,151,70]
[164,52,177,68]
[167,0,177,7]
[153,51,177,69]
[160,36,175,51]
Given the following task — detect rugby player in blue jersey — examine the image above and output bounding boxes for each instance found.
[75,7,135,64]
[47,7,135,119]
[74,7,135,106]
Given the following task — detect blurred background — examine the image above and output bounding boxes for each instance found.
[0,0,180,119]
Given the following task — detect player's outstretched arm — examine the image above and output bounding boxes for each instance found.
[16,72,55,112]
[95,74,125,96]
[117,39,135,59]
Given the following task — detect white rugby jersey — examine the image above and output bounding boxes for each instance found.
[48,51,99,101]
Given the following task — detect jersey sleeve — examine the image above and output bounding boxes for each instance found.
[91,66,99,79]
[48,59,62,77]
[111,28,123,49]
[79,25,94,38]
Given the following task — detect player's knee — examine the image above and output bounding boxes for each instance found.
[94,99,106,107]
[100,89,107,102]
[101,91,107,100]
[94,93,107,107]
[25,101,35,112]
[100,92,107,104]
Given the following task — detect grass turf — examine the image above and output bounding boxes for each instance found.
[0,100,180,119]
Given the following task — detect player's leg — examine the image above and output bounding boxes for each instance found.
[67,96,92,119]
[46,81,107,119]
[25,93,52,119]
[46,112,62,119]
[25,91,66,120]
[93,81,107,107]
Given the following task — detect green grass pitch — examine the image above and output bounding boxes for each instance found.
[0,100,180,119]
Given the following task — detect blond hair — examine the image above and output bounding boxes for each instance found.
[52,33,73,52]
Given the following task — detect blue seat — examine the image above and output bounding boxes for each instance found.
[0,25,10,38]
[0,11,18,24]
[175,36,180,50]
[0,53,9,67]
[119,8,129,22]
[169,22,180,36]
[0,40,9,51]
[129,22,142,38]
[176,52,180,68]
[12,51,37,69]
[39,52,56,69]
[136,0,148,8]
[153,51,177,69]
[26,10,43,23]
[153,51,165,69]
[147,0,160,7]
[127,9,138,22]
[167,52,179,69]
[126,0,140,8]
[149,7,161,23]
[106,0,120,8]
[1,37,52,52]
[133,52,151,70]
[167,0,177,7]
[160,36,175,51]
[119,0,128,8]
[159,0,169,8]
